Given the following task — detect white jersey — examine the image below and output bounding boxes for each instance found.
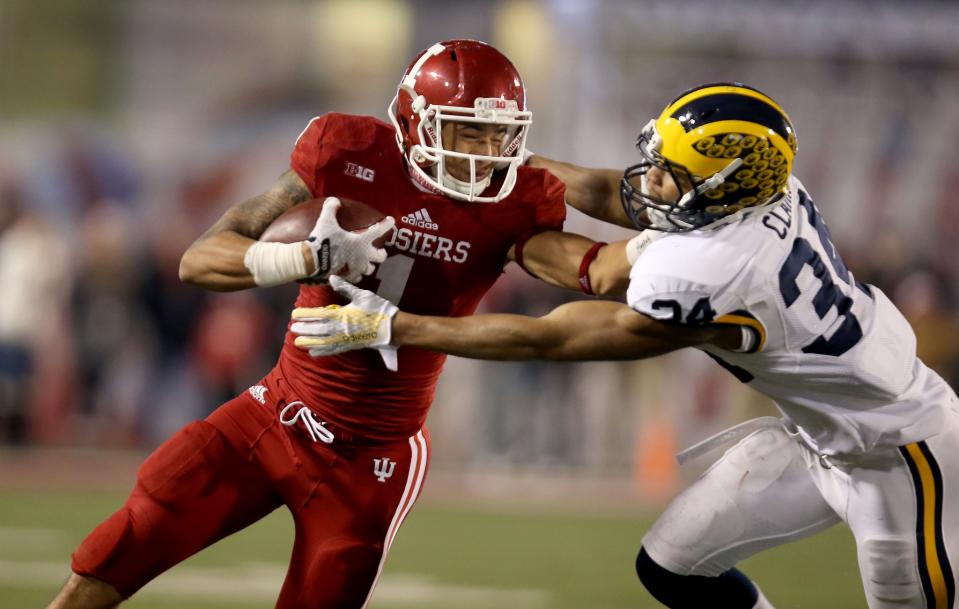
[627,176,956,455]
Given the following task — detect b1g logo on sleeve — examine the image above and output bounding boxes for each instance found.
[344,162,375,183]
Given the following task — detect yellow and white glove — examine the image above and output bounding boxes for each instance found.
[291,275,399,371]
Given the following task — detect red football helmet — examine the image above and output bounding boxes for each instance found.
[388,39,531,202]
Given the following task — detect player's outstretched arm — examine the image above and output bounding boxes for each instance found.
[291,277,743,363]
[528,155,634,228]
[179,169,314,291]
[393,301,738,361]
[508,231,631,296]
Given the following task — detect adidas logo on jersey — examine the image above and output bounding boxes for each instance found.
[401,208,439,231]
[248,385,268,405]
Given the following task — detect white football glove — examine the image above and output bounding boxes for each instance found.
[306,197,395,283]
[291,275,399,371]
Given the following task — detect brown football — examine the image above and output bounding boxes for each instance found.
[260,197,389,246]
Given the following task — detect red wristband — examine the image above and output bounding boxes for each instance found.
[578,241,607,295]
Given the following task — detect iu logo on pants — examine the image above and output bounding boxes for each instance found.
[373,458,396,482]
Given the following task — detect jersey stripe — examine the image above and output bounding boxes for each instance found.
[389,431,428,549]
[713,310,767,353]
[360,430,429,609]
[900,441,955,609]
[918,441,956,609]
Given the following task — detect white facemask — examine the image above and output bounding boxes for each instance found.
[441,169,493,197]
[389,93,531,203]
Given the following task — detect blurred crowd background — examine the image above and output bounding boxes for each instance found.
[2,0,959,501]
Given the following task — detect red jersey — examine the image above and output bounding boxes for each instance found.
[278,113,565,439]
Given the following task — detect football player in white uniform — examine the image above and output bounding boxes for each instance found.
[289,83,959,609]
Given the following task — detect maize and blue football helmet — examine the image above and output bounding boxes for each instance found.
[622,83,798,232]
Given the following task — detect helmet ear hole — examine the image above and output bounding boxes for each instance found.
[400,116,410,131]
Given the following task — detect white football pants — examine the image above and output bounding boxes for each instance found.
[643,411,959,609]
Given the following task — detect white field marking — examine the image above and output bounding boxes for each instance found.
[0,526,67,551]
[0,560,549,608]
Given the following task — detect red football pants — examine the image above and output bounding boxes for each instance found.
[71,374,430,608]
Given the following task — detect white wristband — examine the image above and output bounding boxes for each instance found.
[244,241,309,287]
[625,231,664,266]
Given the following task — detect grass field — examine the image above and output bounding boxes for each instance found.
[0,485,866,609]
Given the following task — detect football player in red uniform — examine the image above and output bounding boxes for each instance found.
[47,39,629,609]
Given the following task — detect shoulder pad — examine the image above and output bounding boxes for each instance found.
[296,113,391,153]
